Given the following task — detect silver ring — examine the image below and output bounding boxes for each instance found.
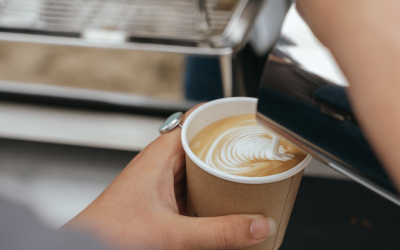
[158,112,184,134]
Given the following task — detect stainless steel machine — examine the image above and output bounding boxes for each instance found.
[0,0,267,101]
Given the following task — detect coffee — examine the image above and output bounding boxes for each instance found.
[189,114,307,177]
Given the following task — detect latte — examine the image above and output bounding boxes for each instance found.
[189,114,307,177]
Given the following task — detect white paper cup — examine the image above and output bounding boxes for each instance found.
[182,97,311,250]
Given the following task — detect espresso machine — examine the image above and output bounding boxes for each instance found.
[0,0,396,206]
[256,6,400,206]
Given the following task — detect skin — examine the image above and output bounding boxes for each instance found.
[64,104,275,250]
[297,0,400,190]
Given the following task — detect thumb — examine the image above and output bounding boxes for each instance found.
[178,214,277,250]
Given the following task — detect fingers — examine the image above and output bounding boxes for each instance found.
[137,102,206,172]
[161,102,206,140]
[176,214,277,250]
[123,102,206,189]
[182,102,206,124]
[149,102,206,154]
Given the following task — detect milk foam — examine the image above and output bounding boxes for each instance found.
[190,114,306,177]
[202,124,294,175]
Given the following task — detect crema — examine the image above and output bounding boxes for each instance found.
[189,114,307,177]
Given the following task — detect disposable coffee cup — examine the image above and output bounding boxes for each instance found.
[181,97,311,250]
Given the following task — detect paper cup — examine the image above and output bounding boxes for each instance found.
[182,97,311,250]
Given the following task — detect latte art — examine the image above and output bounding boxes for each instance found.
[190,114,307,177]
[204,124,294,174]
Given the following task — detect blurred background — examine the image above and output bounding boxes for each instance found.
[0,0,399,249]
[0,42,185,100]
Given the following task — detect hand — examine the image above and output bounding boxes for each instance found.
[64,104,276,250]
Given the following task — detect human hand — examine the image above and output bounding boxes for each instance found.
[64,104,276,250]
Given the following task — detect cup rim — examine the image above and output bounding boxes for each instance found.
[181,97,312,184]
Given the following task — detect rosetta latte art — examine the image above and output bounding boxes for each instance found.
[190,114,307,177]
[204,124,294,175]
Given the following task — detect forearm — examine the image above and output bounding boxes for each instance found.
[297,0,400,189]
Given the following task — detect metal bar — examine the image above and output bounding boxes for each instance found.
[0,80,200,118]
[0,0,244,43]
[0,31,233,55]
[194,0,209,32]
[219,53,233,97]
[5,13,229,26]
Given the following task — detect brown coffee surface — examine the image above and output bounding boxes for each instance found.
[189,114,307,177]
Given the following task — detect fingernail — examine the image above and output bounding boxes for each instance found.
[250,217,277,240]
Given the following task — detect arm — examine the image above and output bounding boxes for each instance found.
[297,0,400,190]
[63,105,275,250]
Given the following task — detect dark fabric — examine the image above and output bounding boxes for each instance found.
[184,56,223,101]
[281,177,400,250]
[236,44,269,98]
[0,198,108,250]
[314,85,353,113]
[184,44,269,100]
